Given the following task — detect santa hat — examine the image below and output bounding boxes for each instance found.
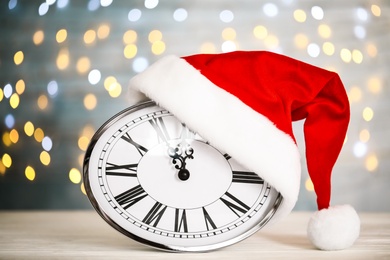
[128,51,360,250]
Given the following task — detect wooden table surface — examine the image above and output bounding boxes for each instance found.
[0,211,389,259]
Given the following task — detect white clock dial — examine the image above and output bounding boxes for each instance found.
[84,101,282,252]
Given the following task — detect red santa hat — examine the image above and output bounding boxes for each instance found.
[128,51,360,250]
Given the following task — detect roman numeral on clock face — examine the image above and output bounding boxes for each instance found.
[114,185,148,210]
[149,116,170,143]
[220,192,250,217]
[142,202,168,227]
[106,162,137,177]
[202,207,217,231]
[121,133,148,156]
[174,209,188,233]
[232,171,264,184]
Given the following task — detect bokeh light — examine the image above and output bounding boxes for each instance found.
[84,93,97,110]
[14,51,24,65]
[56,29,67,43]
[33,30,45,45]
[25,166,36,181]
[40,151,51,166]
[69,168,82,184]
[294,9,306,23]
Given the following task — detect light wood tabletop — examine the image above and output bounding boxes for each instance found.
[0,211,389,259]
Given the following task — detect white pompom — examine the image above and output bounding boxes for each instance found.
[307,204,360,250]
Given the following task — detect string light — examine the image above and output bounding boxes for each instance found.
[69,168,82,184]
[33,30,45,45]
[294,9,306,23]
[14,51,24,65]
[371,5,381,17]
[40,151,51,166]
[311,6,324,20]
[15,80,25,95]
[25,166,36,181]
[128,9,142,22]
[173,8,188,22]
[294,33,309,49]
[97,24,110,39]
[56,29,67,43]
[253,25,268,40]
[263,3,278,17]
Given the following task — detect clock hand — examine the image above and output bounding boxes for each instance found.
[168,145,194,181]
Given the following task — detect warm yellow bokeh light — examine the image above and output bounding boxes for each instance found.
[33,30,44,45]
[365,154,378,172]
[24,121,35,136]
[97,24,110,39]
[76,57,91,74]
[264,34,279,49]
[200,42,216,54]
[34,128,45,142]
[40,151,51,166]
[2,132,12,147]
[10,93,20,109]
[371,4,381,17]
[367,77,382,94]
[318,24,332,39]
[56,29,67,43]
[253,25,268,40]
[2,153,12,168]
[16,79,26,95]
[124,44,137,59]
[56,48,70,70]
[81,182,86,195]
[69,168,82,184]
[0,161,6,175]
[352,49,363,64]
[104,76,117,91]
[359,129,370,143]
[362,107,374,122]
[294,9,306,23]
[37,94,49,110]
[123,30,137,44]
[0,89,3,102]
[340,48,352,63]
[348,86,362,103]
[323,42,335,56]
[108,82,122,98]
[14,51,24,65]
[151,40,166,55]
[78,136,90,151]
[84,30,96,45]
[366,43,377,58]
[82,124,95,139]
[294,33,309,49]
[148,30,162,43]
[25,166,36,181]
[84,93,97,110]
[9,129,19,144]
[305,178,314,192]
[222,27,236,40]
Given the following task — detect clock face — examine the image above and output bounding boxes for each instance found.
[84,101,282,252]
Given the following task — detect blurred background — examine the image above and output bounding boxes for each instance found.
[0,0,389,211]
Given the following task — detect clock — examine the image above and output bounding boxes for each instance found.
[83,100,283,252]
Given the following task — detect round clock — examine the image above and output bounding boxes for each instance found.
[83,100,283,252]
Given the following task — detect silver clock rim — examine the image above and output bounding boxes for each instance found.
[83,100,284,252]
